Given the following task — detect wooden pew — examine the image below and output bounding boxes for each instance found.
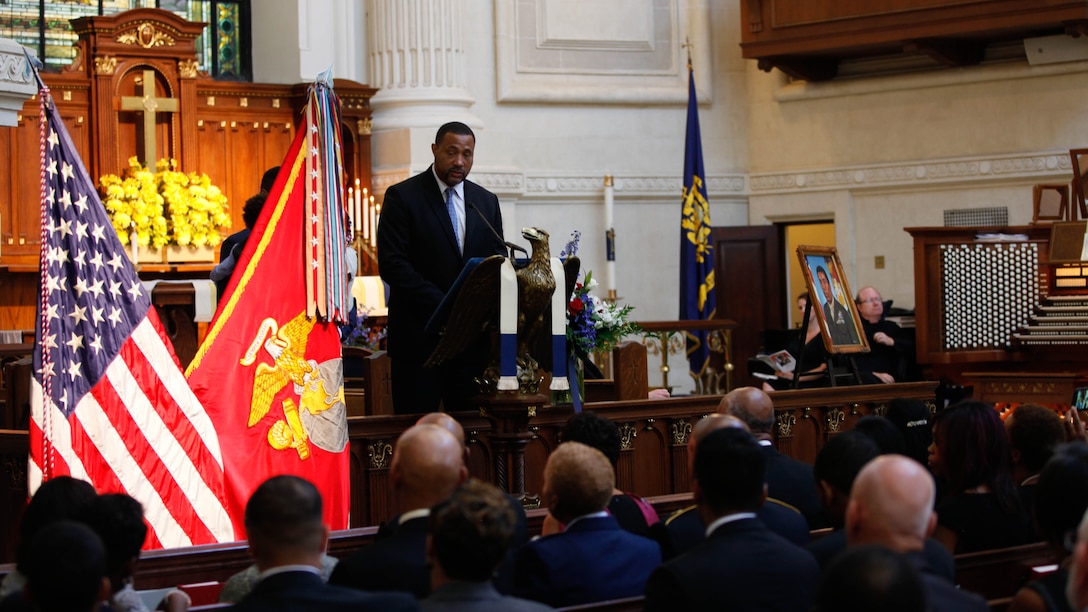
[954,541,1060,603]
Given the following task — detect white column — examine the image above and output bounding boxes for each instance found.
[0,39,36,127]
[367,0,480,132]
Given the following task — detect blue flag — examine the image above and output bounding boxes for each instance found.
[680,62,716,377]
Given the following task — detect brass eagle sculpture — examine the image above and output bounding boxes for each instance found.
[425,227,579,393]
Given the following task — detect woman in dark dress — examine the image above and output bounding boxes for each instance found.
[929,401,1036,553]
[1008,442,1088,612]
[763,293,829,392]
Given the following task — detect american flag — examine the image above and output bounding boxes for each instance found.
[30,85,233,547]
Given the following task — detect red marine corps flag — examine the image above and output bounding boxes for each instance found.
[30,73,233,547]
[186,71,353,537]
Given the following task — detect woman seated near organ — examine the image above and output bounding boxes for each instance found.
[760,292,830,392]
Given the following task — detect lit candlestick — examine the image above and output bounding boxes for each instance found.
[371,201,380,249]
[354,179,362,236]
[604,175,616,297]
[370,196,377,248]
[362,187,369,240]
[347,187,355,232]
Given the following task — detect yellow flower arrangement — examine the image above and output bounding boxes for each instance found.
[99,157,231,248]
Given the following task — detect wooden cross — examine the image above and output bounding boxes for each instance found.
[120,70,178,166]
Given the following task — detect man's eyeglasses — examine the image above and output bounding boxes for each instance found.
[857,298,882,305]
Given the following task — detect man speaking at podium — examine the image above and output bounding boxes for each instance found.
[378,122,507,414]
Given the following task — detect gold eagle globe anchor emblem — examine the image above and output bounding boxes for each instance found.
[240,312,348,459]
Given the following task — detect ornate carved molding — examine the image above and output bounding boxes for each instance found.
[618,422,637,450]
[356,117,372,135]
[827,407,845,433]
[777,411,796,437]
[94,55,118,75]
[117,23,177,48]
[750,151,1073,195]
[178,59,199,79]
[0,54,32,86]
[671,420,692,446]
[368,440,393,469]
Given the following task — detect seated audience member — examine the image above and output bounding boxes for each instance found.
[806,431,955,579]
[555,411,658,536]
[847,455,989,611]
[422,480,552,611]
[1006,403,1066,496]
[644,428,820,611]
[6,521,109,612]
[84,494,188,612]
[0,476,98,602]
[885,398,933,468]
[512,442,660,607]
[1009,442,1088,612]
[1066,502,1088,611]
[662,414,809,560]
[853,415,907,455]
[720,387,824,527]
[219,556,338,604]
[762,293,829,391]
[853,286,914,383]
[330,424,467,598]
[806,431,881,567]
[815,545,926,612]
[211,191,267,299]
[414,412,528,594]
[232,475,416,611]
[930,401,1035,553]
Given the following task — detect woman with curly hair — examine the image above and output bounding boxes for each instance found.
[929,400,1036,553]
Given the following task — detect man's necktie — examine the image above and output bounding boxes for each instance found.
[445,187,462,252]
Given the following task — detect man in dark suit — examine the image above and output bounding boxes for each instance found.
[661,413,809,559]
[644,428,820,611]
[232,475,417,611]
[816,265,859,346]
[847,455,989,612]
[720,386,825,527]
[421,479,552,612]
[512,442,661,607]
[377,122,506,413]
[330,424,467,598]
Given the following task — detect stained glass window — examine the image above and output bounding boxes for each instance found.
[0,0,250,80]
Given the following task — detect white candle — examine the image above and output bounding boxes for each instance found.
[370,196,377,248]
[362,188,370,240]
[354,179,362,235]
[347,187,355,232]
[604,175,616,294]
[371,201,380,249]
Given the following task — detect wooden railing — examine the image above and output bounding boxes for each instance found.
[637,319,736,395]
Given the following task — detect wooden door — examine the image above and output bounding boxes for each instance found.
[711,225,785,384]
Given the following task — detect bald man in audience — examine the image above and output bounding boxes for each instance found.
[415,412,529,594]
[330,424,467,598]
[512,442,660,607]
[644,427,820,611]
[232,475,417,611]
[720,386,824,527]
[846,455,988,612]
[661,414,809,559]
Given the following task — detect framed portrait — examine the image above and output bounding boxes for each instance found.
[797,246,870,354]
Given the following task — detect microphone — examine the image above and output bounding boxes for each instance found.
[467,202,527,259]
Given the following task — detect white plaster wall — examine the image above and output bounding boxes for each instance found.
[746,59,1088,312]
